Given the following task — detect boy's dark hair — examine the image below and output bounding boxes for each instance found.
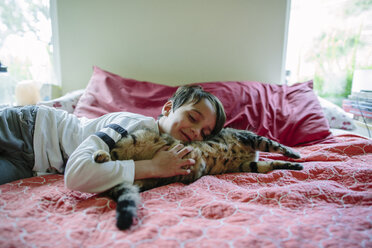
[169,85,226,139]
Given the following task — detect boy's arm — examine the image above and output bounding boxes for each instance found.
[64,123,194,193]
[64,125,135,193]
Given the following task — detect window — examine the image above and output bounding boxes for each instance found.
[0,0,57,106]
[286,0,372,106]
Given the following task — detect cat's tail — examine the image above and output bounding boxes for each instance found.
[107,183,140,230]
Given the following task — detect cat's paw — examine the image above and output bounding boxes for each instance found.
[291,163,303,170]
[284,149,301,159]
[93,150,111,163]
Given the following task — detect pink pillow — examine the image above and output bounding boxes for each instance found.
[74,66,178,119]
[74,66,332,146]
[199,81,333,146]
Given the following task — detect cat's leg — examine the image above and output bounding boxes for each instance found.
[240,160,303,173]
[106,183,140,230]
[256,139,301,159]
[93,150,111,163]
[274,144,301,159]
[238,132,301,159]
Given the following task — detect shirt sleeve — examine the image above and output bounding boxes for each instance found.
[64,124,135,193]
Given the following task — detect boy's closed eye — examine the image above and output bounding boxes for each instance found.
[188,113,197,122]
[188,110,203,121]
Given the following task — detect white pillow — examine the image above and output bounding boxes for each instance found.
[318,96,356,130]
[37,89,85,114]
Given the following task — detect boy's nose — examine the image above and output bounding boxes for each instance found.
[191,127,202,141]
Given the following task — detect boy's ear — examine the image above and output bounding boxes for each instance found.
[162,101,173,116]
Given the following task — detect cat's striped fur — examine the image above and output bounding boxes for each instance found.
[94,128,302,230]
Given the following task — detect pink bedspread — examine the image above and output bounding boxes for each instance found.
[1,134,371,248]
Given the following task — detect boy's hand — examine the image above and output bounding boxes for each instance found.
[151,144,195,178]
[134,144,195,180]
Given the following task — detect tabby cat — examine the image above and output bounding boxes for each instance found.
[93,128,302,230]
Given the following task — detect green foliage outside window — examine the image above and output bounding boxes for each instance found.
[0,0,52,83]
[288,0,372,106]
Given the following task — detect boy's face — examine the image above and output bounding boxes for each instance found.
[159,98,217,142]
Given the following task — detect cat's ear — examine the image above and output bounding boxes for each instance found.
[162,100,173,116]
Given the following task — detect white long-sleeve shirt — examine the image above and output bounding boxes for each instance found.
[33,105,158,193]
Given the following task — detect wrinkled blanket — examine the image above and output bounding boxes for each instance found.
[1,134,371,248]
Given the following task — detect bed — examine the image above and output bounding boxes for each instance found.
[1,66,371,248]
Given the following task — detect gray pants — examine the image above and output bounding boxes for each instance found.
[0,105,38,185]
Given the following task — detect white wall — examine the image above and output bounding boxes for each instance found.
[54,0,290,93]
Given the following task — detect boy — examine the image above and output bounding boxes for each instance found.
[0,85,226,193]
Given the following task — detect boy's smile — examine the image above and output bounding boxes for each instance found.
[158,98,217,142]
